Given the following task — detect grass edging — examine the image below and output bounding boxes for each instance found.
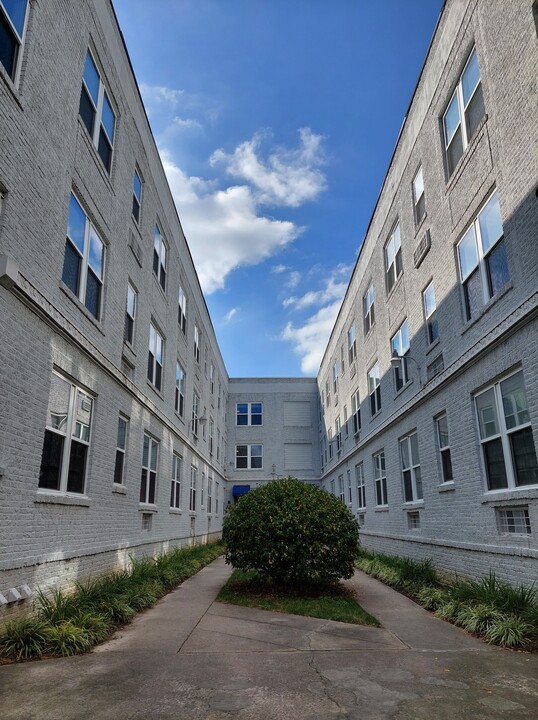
[217,568,380,626]
[356,549,538,649]
[0,541,223,662]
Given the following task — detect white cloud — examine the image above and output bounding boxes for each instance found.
[283,264,352,310]
[173,117,202,131]
[210,127,327,207]
[224,307,238,323]
[139,83,183,110]
[285,271,301,289]
[161,151,303,294]
[282,301,343,375]
[271,264,289,274]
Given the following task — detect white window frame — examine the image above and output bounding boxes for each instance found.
[400,432,423,502]
[412,166,425,226]
[140,434,158,505]
[132,169,142,224]
[235,444,263,470]
[178,285,187,334]
[356,463,366,510]
[351,389,361,436]
[38,371,94,496]
[335,417,342,452]
[210,362,215,394]
[215,480,220,515]
[79,48,116,172]
[363,283,375,335]
[338,474,345,503]
[236,402,263,426]
[373,451,388,507]
[368,363,381,416]
[216,428,221,461]
[148,323,164,391]
[347,469,352,505]
[192,391,200,438]
[422,281,438,345]
[391,319,410,391]
[435,413,453,483]
[496,507,531,536]
[325,379,331,408]
[189,463,197,512]
[175,361,185,417]
[207,473,213,514]
[114,415,128,486]
[209,417,214,455]
[333,361,339,395]
[153,224,167,291]
[384,223,402,294]
[194,324,200,364]
[0,0,29,85]
[170,452,182,510]
[348,323,357,364]
[330,478,336,496]
[124,282,136,345]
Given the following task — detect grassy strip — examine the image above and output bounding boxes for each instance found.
[217,569,380,626]
[0,542,223,662]
[356,549,538,649]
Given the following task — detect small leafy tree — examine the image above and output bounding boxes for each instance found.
[223,477,360,586]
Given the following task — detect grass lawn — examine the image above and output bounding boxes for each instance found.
[217,569,380,626]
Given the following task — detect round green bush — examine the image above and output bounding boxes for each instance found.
[222,478,360,586]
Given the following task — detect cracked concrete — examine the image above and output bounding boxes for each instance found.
[1,557,537,719]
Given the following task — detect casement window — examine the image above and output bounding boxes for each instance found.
[170,453,182,509]
[351,389,361,435]
[236,402,262,426]
[496,507,531,536]
[236,444,263,469]
[178,286,187,334]
[38,372,93,495]
[443,48,485,177]
[200,470,205,508]
[475,370,538,491]
[400,432,423,502]
[363,284,375,334]
[385,223,402,293]
[210,362,215,394]
[79,49,115,172]
[412,166,426,226]
[356,463,366,510]
[124,283,136,345]
[338,474,345,503]
[189,463,197,512]
[391,319,410,391]
[153,224,167,291]
[132,169,142,223]
[435,414,453,483]
[215,481,220,515]
[0,0,28,82]
[328,429,334,460]
[175,361,185,417]
[147,323,163,391]
[194,324,200,364]
[192,391,200,437]
[63,193,104,319]
[332,361,339,394]
[347,469,352,504]
[423,282,438,344]
[114,415,128,485]
[457,191,509,321]
[207,474,213,514]
[368,363,381,416]
[373,451,388,506]
[139,434,158,504]
[348,323,357,364]
[209,418,214,454]
[335,417,342,452]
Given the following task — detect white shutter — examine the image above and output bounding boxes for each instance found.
[283,401,311,426]
[284,443,313,470]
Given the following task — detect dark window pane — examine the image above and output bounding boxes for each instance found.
[428,316,439,343]
[66,440,87,493]
[132,197,140,223]
[153,249,159,277]
[237,415,248,425]
[395,248,403,278]
[79,87,95,137]
[464,268,483,320]
[376,386,381,412]
[62,241,81,295]
[370,394,376,417]
[403,470,413,502]
[148,471,156,504]
[159,267,166,291]
[236,457,247,469]
[155,363,162,391]
[98,129,112,172]
[375,481,382,506]
[3,0,28,37]
[465,84,485,140]
[124,315,133,343]
[147,351,154,383]
[140,468,147,503]
[114,450,124,485]
[251,457,262,469]
[170,482,174,507]
[251,414,262,425]
[487,240,510,296]
[511,427,538,487]
[84,268,101,319]
[483,438,508,490]
[447,128,463,175]
[441,449,453,482]
[38,430,63,490]
[415,194,426,225]
[0,11,18,79]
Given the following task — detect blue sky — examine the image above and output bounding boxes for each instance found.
[113,0,443,377]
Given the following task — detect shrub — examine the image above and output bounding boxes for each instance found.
[0,618,51,660]
[223,477,360,586]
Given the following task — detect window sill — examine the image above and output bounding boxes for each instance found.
[375,506,389,512]
[59,282,105,334]
[169,508,182,515]
[112,484,127,495]
[481,487,538,505]
[138,504,158,513]
[460,282,513,335]
[189,511,197,517]
[35,492,90,507]
[146,379,164,400]
[123,341,136,359]
[0,64,24,110]
[402,500,424,510]
[425,337,441,356]
[438,481,455,493]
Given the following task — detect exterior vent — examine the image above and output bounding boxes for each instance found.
[129,230,143,267]
[427,353,444,382]
[350,362,356,379]
[414,228,431,268]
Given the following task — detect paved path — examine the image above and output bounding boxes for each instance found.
[1,557,537,719]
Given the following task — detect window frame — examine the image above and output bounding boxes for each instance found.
[348,323,357,364]
[435,413,453,483]
[147,322,164,392]
[139,433,158,505]
[351,389,361,436]
[194,324,200,364]
[391,319,410,391]
[132,169,142,224]
[192,391,200,438]
[384,222,402,294]
[124,282,137,346]
[236,402,263,427]
[153,224,167,291]
[175,361,185,417]
[363,284,375,335]
[235,444,263,470]
[373,451,388,507]
[338,474,345,503]
[178,285,187,334]
[496,507,531,536]
[400,432,423,503]
[170,452,183,510]
[368,363,381,417]
[189,463,197,512]
[332,361,339,395]
[356,463,366,510]
[412,166,426,226]
[79,48,116,173]
[0,0,29,85]
[422,281,438,345]
[114,414,128,486]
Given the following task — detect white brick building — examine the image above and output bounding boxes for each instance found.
[0,0,537,617]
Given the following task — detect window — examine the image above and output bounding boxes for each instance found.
[391,320,410,391]
[347,469,352,504]
[170,453,182,509]
[348,323,357,364]
[496,507,531,535]
[236,402,262,426]
[373,451,388,506]
[63,193,104,319]
[215,481,220,515]
[38,372,93,495]
[400,432,423,502]
[201,470,205,508]
[141,513,152,531]
[423,282,438,344]
[124,283,136,345]
[328,428,334,460]
[79,50,115,172]
[140,434,158,504]
[343,405,349,437]
[457,191,509,321]
[385,223,402,293]
[132,169,142,223]
[178,286,187,334]
[192,391,200,437]
[189,463,197,512]
[147,323,163,391]
[325,380,330,408]
[153,224,167,291]
[207,474,213,514]
[351,389,361,435]
[335,417,342,452]
[114,415,128,485]
[407,512,420,530]
[368,364,381,416]
[356,463,366,510]
[338,474,345,503]
[436,414,453,483]
[443,48,485,177]
[0,0,28,82]
[175,361,185,417]
[333,361,339,394]
[209,417,214,454]
[363,284,375,335]
[412,166,426,226]
[210,363,215,394]
[236,444,263,470]
[475,370,538,491]
[194,324,200,364]
[216,428,221,461]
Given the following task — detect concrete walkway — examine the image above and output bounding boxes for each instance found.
[1,557,537,719]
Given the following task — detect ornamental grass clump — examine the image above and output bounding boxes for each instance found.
[223,477,360,587]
